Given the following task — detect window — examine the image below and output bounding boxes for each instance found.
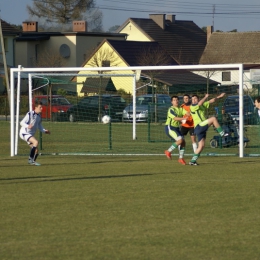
[222,71,231,81]
[102,60,110,67]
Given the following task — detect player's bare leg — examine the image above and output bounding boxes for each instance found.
[189,138,205,166]
[190,134,197,153]
[208,117,229,137]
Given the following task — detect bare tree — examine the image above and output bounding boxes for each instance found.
[32,48,68,113]
[135,45,173,87]
[197,55,218,95]
[135,45,173,122]
[108,25,120,33]
[33,48,67,68]
[87,48,121,68]
[27,0,103,31]
[86,8,103,32]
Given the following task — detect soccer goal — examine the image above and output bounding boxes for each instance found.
[10,64,260,158]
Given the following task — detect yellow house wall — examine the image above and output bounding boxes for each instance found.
[77,41,134,96]
[35,36,76,67]
[119,22,151,41]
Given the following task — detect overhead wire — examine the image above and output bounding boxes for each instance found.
[96,0,260,19]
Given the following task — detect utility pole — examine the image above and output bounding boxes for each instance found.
[0,16,11,109]
[212,4,215,31]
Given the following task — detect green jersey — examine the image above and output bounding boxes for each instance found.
[190,101,210,127]
[165,106,186,127]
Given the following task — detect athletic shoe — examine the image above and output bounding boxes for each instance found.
[189,161,199,166]
[220,132,229,137]
[32,161,41,166]
[28,159,33,164]
[164,150,172,159]
[178,158,186,165]
[28,158,41,166]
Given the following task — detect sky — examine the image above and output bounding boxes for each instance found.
[1,0,260,32]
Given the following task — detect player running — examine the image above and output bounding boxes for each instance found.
[164,95,189,165]
[19,101,51,166]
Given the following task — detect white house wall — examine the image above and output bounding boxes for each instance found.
[193,70,253,91]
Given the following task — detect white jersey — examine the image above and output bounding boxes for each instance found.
[20,111,45,137]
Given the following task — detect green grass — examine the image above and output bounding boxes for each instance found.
[1,120,260,157]
[1,155,260,259]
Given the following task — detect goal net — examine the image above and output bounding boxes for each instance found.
[9,64,260,158]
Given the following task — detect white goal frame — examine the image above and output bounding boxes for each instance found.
[10,64,245,157]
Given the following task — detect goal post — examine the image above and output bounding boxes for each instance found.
[10,63,257,158]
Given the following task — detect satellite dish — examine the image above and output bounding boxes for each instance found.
[59,44,70,58]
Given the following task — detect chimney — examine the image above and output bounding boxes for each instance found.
[167,14,176,23]
[22,21,38,32]
[149,14,165,30]
[73,21,87,32]
[207,25,213,42]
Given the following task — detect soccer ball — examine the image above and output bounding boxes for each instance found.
[102,115,111,124]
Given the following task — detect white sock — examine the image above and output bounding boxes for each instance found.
[192,143,198,153]
[179,147,185,158]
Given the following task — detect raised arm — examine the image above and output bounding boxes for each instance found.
[198,94,209,106]
[209,93,226,104]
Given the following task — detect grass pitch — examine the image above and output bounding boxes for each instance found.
[0,155,260,259]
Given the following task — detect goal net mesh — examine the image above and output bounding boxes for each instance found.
[8,65,260,157]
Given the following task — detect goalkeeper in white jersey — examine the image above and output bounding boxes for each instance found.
[19,101,50,166]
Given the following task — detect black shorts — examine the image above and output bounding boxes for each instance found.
[180,126,195,136]
[194,124,209,142]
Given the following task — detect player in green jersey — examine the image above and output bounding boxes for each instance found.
[164,95,189,165]
[189,93,228,165]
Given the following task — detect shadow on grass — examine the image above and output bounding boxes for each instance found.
[0,159,141,168]
[0,172,176,185]
[89,159,142,164]
[0,175,68,181]
[229,160,257,163]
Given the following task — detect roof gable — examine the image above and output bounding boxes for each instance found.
[0,19,20,35]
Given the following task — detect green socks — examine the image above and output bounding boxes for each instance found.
[191,153,200,162]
